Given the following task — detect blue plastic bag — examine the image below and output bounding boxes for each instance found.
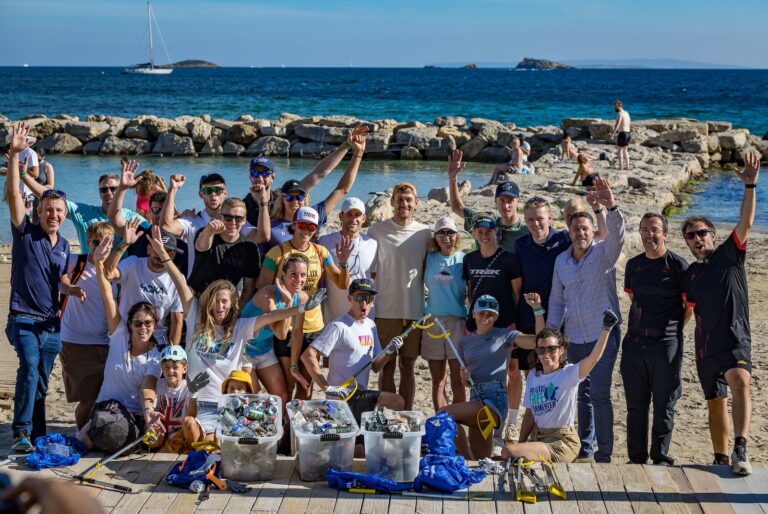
[326,468,412,493]
[413,454,486,493]
[26,433,86,470]
[165,450,222,489]
[422,411,457,456]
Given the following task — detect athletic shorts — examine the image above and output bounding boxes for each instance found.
[469,380,507,425]
[242,347,279,370]
[420,316,465,361]
[617,131,631,147]
[273,331,318,359]
[60,342,109,403]
[346,389,380,446]
[515,348,534,372]
[195,401,219,434]
[376,318,422,359]
[696,348,752,400]
[535,426,580,463]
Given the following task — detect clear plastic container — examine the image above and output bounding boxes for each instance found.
[215,393,283,481]
[360,410,425,482]
[289,399,359,482]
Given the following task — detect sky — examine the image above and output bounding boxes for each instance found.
[1,0,766,68]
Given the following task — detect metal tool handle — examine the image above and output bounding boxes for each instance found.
[433,317,474,387]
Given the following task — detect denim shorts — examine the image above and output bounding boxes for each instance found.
[196,401,219,434]
[470,380,508,423]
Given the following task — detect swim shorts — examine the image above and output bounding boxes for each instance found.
[617,131,631,147]
[696,347,751,400]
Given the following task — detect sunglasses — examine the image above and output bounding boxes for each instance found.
[250,170,273,179]
[284,193,305,203]
[295,221,318,232]
[42,189,67,199]
[90,239,102,246]
[98,186,117,194]
[130,319,155,328]
[475,299,499,311]
[149,206,163,215]
[201,186,226,196]
[221,213,245,223]
[352,294,375,304]
[535,345,561,356]
[436,230,457,237]
[684,229,712,241]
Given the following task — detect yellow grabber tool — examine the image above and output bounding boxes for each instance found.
[430,317,498,440]
[538,454,567,500]
[336,314,434,402]
[74,430,158,493]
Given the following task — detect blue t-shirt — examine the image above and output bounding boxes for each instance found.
[240,285,299,357]
[10,217,70,318]
[65,200,149,253]
[424,251,468,318]
[268,201,328,247]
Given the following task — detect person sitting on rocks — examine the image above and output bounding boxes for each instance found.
[572,153,599,187]
[559,132,578,161]
[488,138,530,185]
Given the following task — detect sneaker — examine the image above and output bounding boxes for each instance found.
[713,454,730,466]
[731,446,752,476]
[652,454,675,466]
[503,423,519,444]
[492,436,504,458]
[11,432,33,454]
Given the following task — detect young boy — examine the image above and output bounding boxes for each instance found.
[221,370,255,395]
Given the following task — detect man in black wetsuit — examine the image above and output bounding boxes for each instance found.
[683,152,759,476]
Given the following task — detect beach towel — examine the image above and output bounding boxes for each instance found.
[25,433,86,470]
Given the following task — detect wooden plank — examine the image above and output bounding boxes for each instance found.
[520,464,551,514]
[61,454,105,499]
[566,464,607,514]
[276,461,313,514]
[140,454,186,513]
[113,452,179,514]
[592,463,630,514]
[682,466,736,514]
[196,487,234,513]
[707,465,765,514]
[548,463,578,514]
[468,466,496,514]
[642,465,690,514]
[388,493,417,514]
[415,493,445,514]
[305,480,338,514]
[360,489,390,514]
[95,452,152,510]
[251,458,294,513]
[495,461,523,514]
[332,490,365,514]
[618,464,663,514]
[741,466,768,514]
[667,467,704,514]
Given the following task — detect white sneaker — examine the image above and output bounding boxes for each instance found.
[503,423,519,444]
[731,446,752,476]
[492,436,504,458]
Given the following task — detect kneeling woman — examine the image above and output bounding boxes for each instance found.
[440,294,544,460]
[502,310,618,463]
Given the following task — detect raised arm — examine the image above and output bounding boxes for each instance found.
[108,160,140,235]
[103,216,143,280]
[578,310,618,379]
[44,161,55,188]
[324,235,353,290]
[587,178,624,261]
[322,124,368,212]
[586,190,609,242]
[160,174,186,237]
[447,150,466,218]
[298,124,366,193]
[252,288,324,337]
[195,219,225,253]
[93,237,122,334]
[246,184,272,244]
[5,124,31,227]
[152,225,194,313]
[511,293,546,349]
[733,152,760,243]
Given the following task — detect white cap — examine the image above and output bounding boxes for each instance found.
[25,136,37,144]
[434,217,459,233]
[294,206,319,224]
[340,197,365,214]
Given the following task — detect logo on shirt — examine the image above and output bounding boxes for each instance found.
[358,335,374,347]
[434,269,454,283]
[528,382,560,416]
[157,393,186,432]
[140,283,168,295]
[192,333,234,360]
[470,269,501,277]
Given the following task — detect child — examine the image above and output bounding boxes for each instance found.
[222,370,256,395]
[572,153,599,187]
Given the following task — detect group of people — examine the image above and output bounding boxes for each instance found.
[3,113,759,477]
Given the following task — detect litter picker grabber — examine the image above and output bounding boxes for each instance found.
[514,458,537,504]
[73,431,157,493]
[538,454,567,499]
[497,457,517,497]
[431,317,498,440]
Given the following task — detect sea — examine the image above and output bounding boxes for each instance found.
[1,66,767,242]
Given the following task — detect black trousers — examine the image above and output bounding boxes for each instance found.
[620,336,682,463]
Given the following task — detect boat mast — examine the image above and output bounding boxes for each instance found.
[147,0,155,68]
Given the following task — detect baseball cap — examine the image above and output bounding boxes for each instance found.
[25,136,37,144]
[281,179,306,194]
[340,197,365,214]
[199,172,226,189]
[495,181,520,198]
[474,295,500,315]
[293,206,319,224]
[517,133,526,139]
[434,217,458,233]
[473,214,497,230]
[250,156,275,173]
[349,278,378,295]
[160,231,183,254]
[221,370,255,394]
[160,345,188,362]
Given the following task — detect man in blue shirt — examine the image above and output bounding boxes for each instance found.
[5,123,70,453]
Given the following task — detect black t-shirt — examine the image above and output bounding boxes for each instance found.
[624,250,688,342]
[462,247,520,331]
[243,190,279,227]
[127,232,189,277]
[188,233,262,294]
[684,232,751,359]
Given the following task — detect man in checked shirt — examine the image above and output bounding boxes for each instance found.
[547,177,625,463]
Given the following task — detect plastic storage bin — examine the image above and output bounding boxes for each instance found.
[216,393,283,481]
[290,399,359,481]
[360,410,425,482]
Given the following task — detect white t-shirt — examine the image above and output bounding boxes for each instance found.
[317,231,378,323]
[185,298,255,403]
[117,256,182,346]
[155,378,191,435]
[61,257,117,345]
[96,323,162,413]
[19,147,39,169]
[178,211,212,278]
[367,219,431,320]
[523,363,581,429]
[310,313,381,390]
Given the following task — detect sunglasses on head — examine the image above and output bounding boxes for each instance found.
[250,169,273,179]
[476,299,498,311]
[284,193,305,203]
[352,294,375,304]
[130,319,155,328]
[221,213,245,223]
[42,189,67,199]
[436,230,457,237]
[98,186,117,194]
[535,345,561,356]
[295,221,318,232]
[201,185,226,196]
[684,229,712,241]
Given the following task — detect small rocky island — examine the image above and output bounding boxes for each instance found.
[171,60,219,68]
[516,58,574,70]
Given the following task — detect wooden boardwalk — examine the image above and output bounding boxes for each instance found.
[3,454,766,513]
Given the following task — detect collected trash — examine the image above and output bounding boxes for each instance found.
[26,433,86,470]
[363,407,423,433]
[218,395,281,437]
[474,457,503,474]
[287,399,357,435]
[361,409,425,482]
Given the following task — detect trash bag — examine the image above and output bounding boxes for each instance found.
[26,433,86,470]
[422,411,456,456]
[413,454,486,493]
[165,450,222,489]
[326,468,412,493]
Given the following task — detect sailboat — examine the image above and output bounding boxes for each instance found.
[123,0,173,75]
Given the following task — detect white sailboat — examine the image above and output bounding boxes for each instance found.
[123,1,173,75]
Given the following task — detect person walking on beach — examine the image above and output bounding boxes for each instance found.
[682,152,760,475]
[622,213,691,466]
[547,177,625,463]
[367,182,432,411]
[4,123,70,452]
[611,100,631,171]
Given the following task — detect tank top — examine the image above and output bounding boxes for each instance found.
[241,284,299,357]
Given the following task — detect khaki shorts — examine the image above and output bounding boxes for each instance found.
[60,342,109,403]
[376,318,422,359]
[420,316,465,361]
[535,426,581,463]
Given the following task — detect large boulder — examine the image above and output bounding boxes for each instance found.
[246,136,290,156]
[227,123,260,145]
[273,112,303,128]
[438,125,472,146]
[124,123,149,139]
[185,118,212,144]
[365,191,393,225]
[477,146,511,163]
[718,131,747,150]
[290,141,335,157]
[675,122,709,136]
[681,138,708,154]
[425,136,457,160]
[469,118,507,142]
[29,119,64,139]
[395,126,439,150]
[588,122,614,140]
[100,136,152,155]
[315,115,359,127]
[459,136,488,160]
[365,130,393,153]
[223,142,245,155]
[372,119,399,131]
[707,121,732,133]
[400,146,422,160]
[294,124,347,144]
[434,116,467,127]
[82,141,102,154]
[64,121,110,142]
[35,133,83,153]
[152,133,195,155]
[199,138,224,155]
[260,126,287,137]
[661,130,699,143]
[140,116,177,138]
[561,118,602,130]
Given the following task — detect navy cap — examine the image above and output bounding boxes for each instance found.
[349,279,378,295]
[495,181,520,198]
[199,172,226,189]
[250,156,275,173]
[472,215,498,230]
[281,179,306,194]
[517,133,526,139]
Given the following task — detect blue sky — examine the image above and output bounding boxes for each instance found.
[2,0,766,68]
